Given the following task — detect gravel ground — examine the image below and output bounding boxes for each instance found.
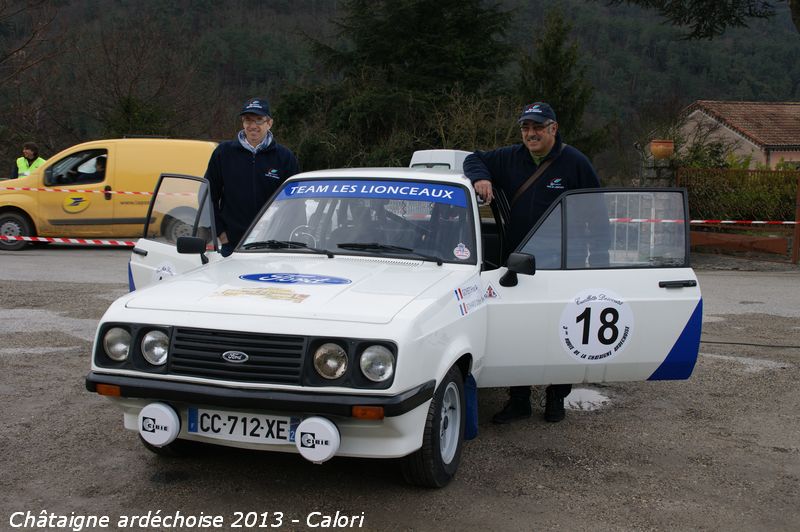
[0,249,798,531]
[691,251,800,272]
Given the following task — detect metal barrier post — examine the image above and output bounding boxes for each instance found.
[793,174,800,264]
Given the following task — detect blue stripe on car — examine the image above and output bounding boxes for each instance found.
[128,262,135,292]
[647,299,703,381]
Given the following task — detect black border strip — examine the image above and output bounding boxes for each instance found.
[86,372,434,418]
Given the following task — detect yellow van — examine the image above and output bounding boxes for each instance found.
[0,138,217,250]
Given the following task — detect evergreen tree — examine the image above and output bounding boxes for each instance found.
[516,8,605,156]
[316,0,511,92]
[603,0,800,39]
[280,0,512,169]
[603,0,798,39]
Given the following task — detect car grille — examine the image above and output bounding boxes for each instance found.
[168,327,306,384]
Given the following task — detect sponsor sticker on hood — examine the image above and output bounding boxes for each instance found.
[213,286,310,303]
[240,273,352,285]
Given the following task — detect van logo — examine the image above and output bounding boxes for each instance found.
[222,351,249,363]
[62,194,91,214]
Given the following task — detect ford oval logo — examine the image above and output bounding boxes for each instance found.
[222,351,249,363]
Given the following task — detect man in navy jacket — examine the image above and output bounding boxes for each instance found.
[205,97,300,256]
[464,101,601,424]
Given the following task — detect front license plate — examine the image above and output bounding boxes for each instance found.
[187,407,300,445]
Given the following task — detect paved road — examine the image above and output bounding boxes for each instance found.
[1,246,798,531]
[0,245,131,284]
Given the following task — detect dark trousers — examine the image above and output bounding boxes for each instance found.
[509,384,572,402]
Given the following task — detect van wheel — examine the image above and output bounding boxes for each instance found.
[163,216,192,243]
[401,365,465,488]
[0,212,32,251]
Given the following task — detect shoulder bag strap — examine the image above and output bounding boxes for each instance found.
[510,143,568,208]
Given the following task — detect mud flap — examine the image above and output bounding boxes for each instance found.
[464,373,478,440]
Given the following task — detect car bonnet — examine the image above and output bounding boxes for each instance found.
[124,255,460,324]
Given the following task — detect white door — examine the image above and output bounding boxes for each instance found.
[128,174,220,291]
[478,189,702,387]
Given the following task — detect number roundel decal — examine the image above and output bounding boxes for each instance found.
[559,289,634,363]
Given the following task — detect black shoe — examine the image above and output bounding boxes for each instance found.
[544,387,566,423]
[492,399,532,424]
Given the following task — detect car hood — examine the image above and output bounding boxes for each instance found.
[125,255,460,324]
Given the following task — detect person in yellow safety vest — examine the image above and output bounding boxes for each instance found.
[12,142,47,179]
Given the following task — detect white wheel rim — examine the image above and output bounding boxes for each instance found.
[1,220,21,236]
[439,381,461,464]
[173,222,192,239]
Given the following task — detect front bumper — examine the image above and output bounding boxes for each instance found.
[85,372,435,418]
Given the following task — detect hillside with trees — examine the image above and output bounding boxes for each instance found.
[1,0,798,182]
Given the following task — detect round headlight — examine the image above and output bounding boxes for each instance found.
[141,330,170,366]
[103,327,131,361]
[313,343,348,380]
[360,345,395,382]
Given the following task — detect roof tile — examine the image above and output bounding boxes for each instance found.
[685,100,800,148]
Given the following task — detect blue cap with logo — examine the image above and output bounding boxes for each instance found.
[518,102,557,124]
[240,97,271,117]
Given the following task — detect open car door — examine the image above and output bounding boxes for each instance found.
[128,174,219,291]
[478,188,702,387]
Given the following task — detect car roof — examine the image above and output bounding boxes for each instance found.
[287,167,471,186]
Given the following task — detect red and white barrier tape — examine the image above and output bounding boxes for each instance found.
[0,235,135,246]
[610,218,684,223]
[610,218,797,225]
[0,186,152,195]
[0,186,197,196]
[690,219,796,225]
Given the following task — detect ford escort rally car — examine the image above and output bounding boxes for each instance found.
[86,167,702,487]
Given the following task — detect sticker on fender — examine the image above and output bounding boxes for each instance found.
[559,289,634,362]
[454,282,484,316]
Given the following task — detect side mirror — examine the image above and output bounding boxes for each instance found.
[507,252,536,275]
[500,252,536,287]
[177,236,209,265]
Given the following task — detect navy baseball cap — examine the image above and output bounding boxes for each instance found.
[239,98,271,117]
[518,102,557,124]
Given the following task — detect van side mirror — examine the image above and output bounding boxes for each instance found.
[500,252,536,287]
[177,236,209,265]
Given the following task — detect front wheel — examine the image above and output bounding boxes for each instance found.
[402,365,465,488]
[0,212,33,251]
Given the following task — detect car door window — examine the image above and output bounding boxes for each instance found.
[518,190,688,270]
[144,175,215,246]
[45,149,108,186]
[519,203,561,269]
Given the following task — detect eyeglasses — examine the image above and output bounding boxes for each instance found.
[242,116,270,125]
[520,122,553,132]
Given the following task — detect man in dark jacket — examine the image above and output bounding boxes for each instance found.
[463,101,601,424]
[205,97,300,256]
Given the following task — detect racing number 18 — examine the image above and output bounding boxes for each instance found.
[576,307,619,346]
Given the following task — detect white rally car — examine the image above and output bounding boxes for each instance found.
[86,167,702,487]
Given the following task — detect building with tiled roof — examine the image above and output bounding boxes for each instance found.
[681,100,800,169]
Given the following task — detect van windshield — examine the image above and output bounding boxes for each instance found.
[241,179,477,265]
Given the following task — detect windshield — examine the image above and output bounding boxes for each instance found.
[241,178,477,264]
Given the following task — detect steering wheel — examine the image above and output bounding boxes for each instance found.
[289,224,317,247]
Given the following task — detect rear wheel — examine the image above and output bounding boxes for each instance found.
[163,216,192,243]
[402,365,465,488]
[0,212,32,251]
